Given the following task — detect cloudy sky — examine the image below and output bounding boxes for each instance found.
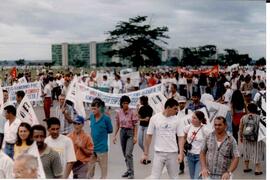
[0,0,266,60]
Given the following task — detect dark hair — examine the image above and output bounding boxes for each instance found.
[231,90,245,111]
[259,82,265,90]
[247,103,259,114]
[171,83,177,90]
[140,96,148,106]
[16,90,25,99]
[120,95,131,108]
[192,91,201,98]
[16,122,33,146]
[194,111,206,124]
[214,116,227,125]
[30,124,47,138]
[205,86,211,94]
[91,98,105,109]
[46,117,61,129]
[164,98,178,109]
[3,89,8,93]
[4,105,16,116]
[253,82,258,89]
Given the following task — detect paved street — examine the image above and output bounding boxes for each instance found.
[36,103,266,179]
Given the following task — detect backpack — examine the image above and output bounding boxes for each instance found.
[242,114,259,142]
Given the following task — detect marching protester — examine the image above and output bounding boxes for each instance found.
[253,81,266,116]
[68,115,94,179]
[89,98,113,179]
[111,74,123,94]
[166,83,181,101]
[179,111,210,179]
[31,124,63,179]
[15,90,25,108]
[13,154,39,179]
[140,98,181,179]
[200,116,240,179]
[45,117,76,178]
[239,103,265,175]
[42,77,53,119]
[3,105,21,159]
[54,94,74,135]
[187,92,208,112]
[14,122,33,159]
[113,95,138,179]
[137,96,153,152]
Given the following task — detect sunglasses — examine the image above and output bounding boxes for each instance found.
[73,122,81,125]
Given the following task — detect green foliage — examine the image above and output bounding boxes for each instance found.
[15,59,25,66]
[105,16,169,68]
[256,57,266,66]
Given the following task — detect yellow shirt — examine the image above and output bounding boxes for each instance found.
[14,141,30,159]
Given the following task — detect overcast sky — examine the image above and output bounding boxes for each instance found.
[0,0,265,60]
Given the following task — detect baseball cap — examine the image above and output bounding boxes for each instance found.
[178,96,187,103]
[74,115,85,124]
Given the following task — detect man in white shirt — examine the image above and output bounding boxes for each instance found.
[42,77,53,119]
[111,74,123,94]
[45,117,76,178]
[167,83,181,102]
[141,98,181,179]
[200,87,214,105]
[3,105,21,159]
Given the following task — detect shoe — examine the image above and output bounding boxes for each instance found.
[254,172,263,175]
[127,174,134,179]
[122,171,130,178]
[243,169,252,173]
[178,170,184,175]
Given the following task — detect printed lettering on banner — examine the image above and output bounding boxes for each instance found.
[17,96,39,126]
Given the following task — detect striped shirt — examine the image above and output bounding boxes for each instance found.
[115,109,138,129]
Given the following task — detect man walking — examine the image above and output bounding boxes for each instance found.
[31,124,63,179]
[88,98,113,179]
[200,116,239,179]
[141,98,181,179]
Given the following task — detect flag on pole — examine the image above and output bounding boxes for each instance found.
[10,67,17,79]
[17,95,39,126]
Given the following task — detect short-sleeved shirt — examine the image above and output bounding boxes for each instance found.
[115,109,138,129]
[90,114,113,153]
[4,118,21,144]
[201,132,240,178]
[138,105,153,127]
[0,151,14,178]
[45,135,76,171]
[40,146,63,179]
[187,102,207,112]
[147,112,181,152]
[14,142,30,159]
[68,130,93,163]
[54,104,74,135]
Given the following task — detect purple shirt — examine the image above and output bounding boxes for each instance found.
[116,109,138,129]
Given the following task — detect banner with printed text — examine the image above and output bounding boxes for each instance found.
[77,83,164,108]
[3,82,42,103]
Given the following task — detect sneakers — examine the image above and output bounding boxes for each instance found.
[127,174,134,179]
[178,170,184,175]
[122,171,134,179]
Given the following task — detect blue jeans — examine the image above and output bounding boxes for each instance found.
[138,126,148,151]
[225,111,232,133]
[187,152,201,179]
[4,143,14,159]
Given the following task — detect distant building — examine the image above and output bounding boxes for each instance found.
[162,48,183,62]
[51,41,120,67]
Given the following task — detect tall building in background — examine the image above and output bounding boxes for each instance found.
[51,41,120,67]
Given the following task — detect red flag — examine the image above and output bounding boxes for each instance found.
[10,67,17,79]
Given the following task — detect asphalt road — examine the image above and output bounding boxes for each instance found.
[36,102,266,179]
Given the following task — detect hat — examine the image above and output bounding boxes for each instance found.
[74,115,85,124]
[178,96,187,103]
[224,82,230,87]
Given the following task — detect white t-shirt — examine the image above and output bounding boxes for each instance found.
[111,80,122,94]
[44,83,52,97]
[182,124,210,154]
[45,135,76,171]
[200,93,214,104]
[223,88,233,103]
[147,112,181,152]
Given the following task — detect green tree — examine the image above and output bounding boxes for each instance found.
[15,59,25,66]
[180,47,202,66]
[105,16,169,68]
[256,57,266,66]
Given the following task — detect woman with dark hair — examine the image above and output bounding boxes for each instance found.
[231,90,246,143]
[239,103,265,175]
[137,96,153,151]
[113,95,138,179]
[179,111,210,179]
[14,122,33,159]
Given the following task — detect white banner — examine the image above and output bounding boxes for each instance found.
[121,71,141,87]
[148,93,167,114]
[25,142,46,179]
[4,82,42,103]
[0,86,3,114]
[17,77,28,84]
[77,83,163,108]
[17,95,39,126]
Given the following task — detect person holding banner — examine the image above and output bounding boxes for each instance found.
[15,91,25,109]
[3,105,21,159]
[14,122,33,159]
[113,95,138,179]
[31,124,63,179]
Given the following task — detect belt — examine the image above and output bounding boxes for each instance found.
[6,142,15,146]
[121,127,132,130]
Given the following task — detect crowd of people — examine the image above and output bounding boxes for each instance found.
[0,65,266,179]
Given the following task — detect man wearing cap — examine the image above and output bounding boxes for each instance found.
[217,82,233,104]
[176,96,192,175]
[68,115,93,179]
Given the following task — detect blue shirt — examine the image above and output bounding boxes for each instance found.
[90,113,113,153]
